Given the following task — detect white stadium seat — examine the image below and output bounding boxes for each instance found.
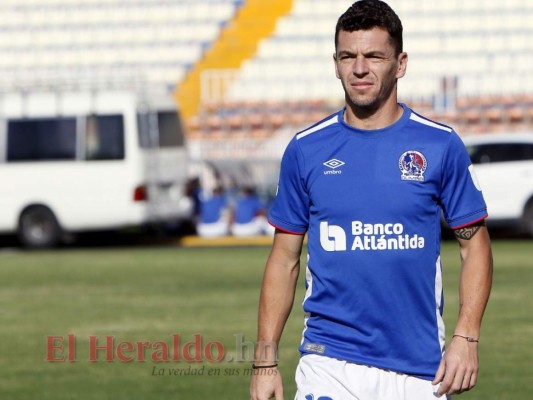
[223,0,533,103]
[0,0,239,90]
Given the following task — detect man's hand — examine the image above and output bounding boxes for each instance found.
[250,367,284,400]
[432,336,479,396]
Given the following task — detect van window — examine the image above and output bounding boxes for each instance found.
[158,111,185,147]
[85,114,125,160]
[468,143,533,164]
[137,110,185,148]
[7,117,76,161]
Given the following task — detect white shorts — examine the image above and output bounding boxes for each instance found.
[294,354,450,400]
[231,216,267,236]
[196,220,229,237]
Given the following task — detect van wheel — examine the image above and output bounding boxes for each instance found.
[18,206,62,248]
[525,201,533,237]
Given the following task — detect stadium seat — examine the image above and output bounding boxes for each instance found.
[222,0,533,116]
[0,0,240,92]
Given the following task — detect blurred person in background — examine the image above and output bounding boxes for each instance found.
[231,186,267,236]
[250,1,493,399]
[179,177,203,235]
[196,186,230,237]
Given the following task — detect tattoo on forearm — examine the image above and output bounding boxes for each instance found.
[453,221,484,240]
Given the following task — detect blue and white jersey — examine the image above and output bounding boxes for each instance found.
[234,194,264,224]
[269,104,487,380]
[200,194,227,224]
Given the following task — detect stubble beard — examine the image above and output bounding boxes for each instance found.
[346,91,382,114]
[344,78,397,115]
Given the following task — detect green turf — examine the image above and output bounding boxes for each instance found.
[0,240,531,399]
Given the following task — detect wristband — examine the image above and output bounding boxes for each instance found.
[252,363,278,369]
[453,334,479,343]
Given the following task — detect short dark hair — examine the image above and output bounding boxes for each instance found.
[335,0,403,56]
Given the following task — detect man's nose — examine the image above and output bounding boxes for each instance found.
[353,56,369,76]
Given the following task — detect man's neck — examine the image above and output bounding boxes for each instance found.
[344,100,403,130]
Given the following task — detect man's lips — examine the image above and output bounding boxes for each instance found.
[351,81,373,88]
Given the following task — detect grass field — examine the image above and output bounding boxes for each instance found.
[0,239,531,399]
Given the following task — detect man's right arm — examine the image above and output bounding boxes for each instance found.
[250,230,305,400]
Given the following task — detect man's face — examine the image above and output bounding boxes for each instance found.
[334,27,407,111]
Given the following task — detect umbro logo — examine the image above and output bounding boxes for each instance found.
[323,158,344,175]
[323,159,345,169]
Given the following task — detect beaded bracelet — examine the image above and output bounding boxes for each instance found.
[453,334,479,343]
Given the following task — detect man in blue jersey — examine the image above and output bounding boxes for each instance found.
[197,186,230,237]
[232,186,268,236]
[249,1,493,399]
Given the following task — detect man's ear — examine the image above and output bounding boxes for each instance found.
[396,52,408,79]
[333,53,340,79]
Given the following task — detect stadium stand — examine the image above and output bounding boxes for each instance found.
[0,0,242,90]
[188,0,533,145]
[1,0,532,192]
[3,0,531,135]
[175,0,293,119]
[224,1,532,101]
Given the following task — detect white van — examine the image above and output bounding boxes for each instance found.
[461,132,533,235]
[0,89,193,247]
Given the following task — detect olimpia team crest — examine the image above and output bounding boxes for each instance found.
[399,151,427,182]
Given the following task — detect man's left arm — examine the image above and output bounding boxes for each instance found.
[433,220,493,396]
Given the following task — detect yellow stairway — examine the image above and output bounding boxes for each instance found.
[174,0,293,119]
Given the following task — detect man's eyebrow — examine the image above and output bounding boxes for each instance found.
[336,50,356,57]
[364,50,387,57]
[336,49,388,57]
